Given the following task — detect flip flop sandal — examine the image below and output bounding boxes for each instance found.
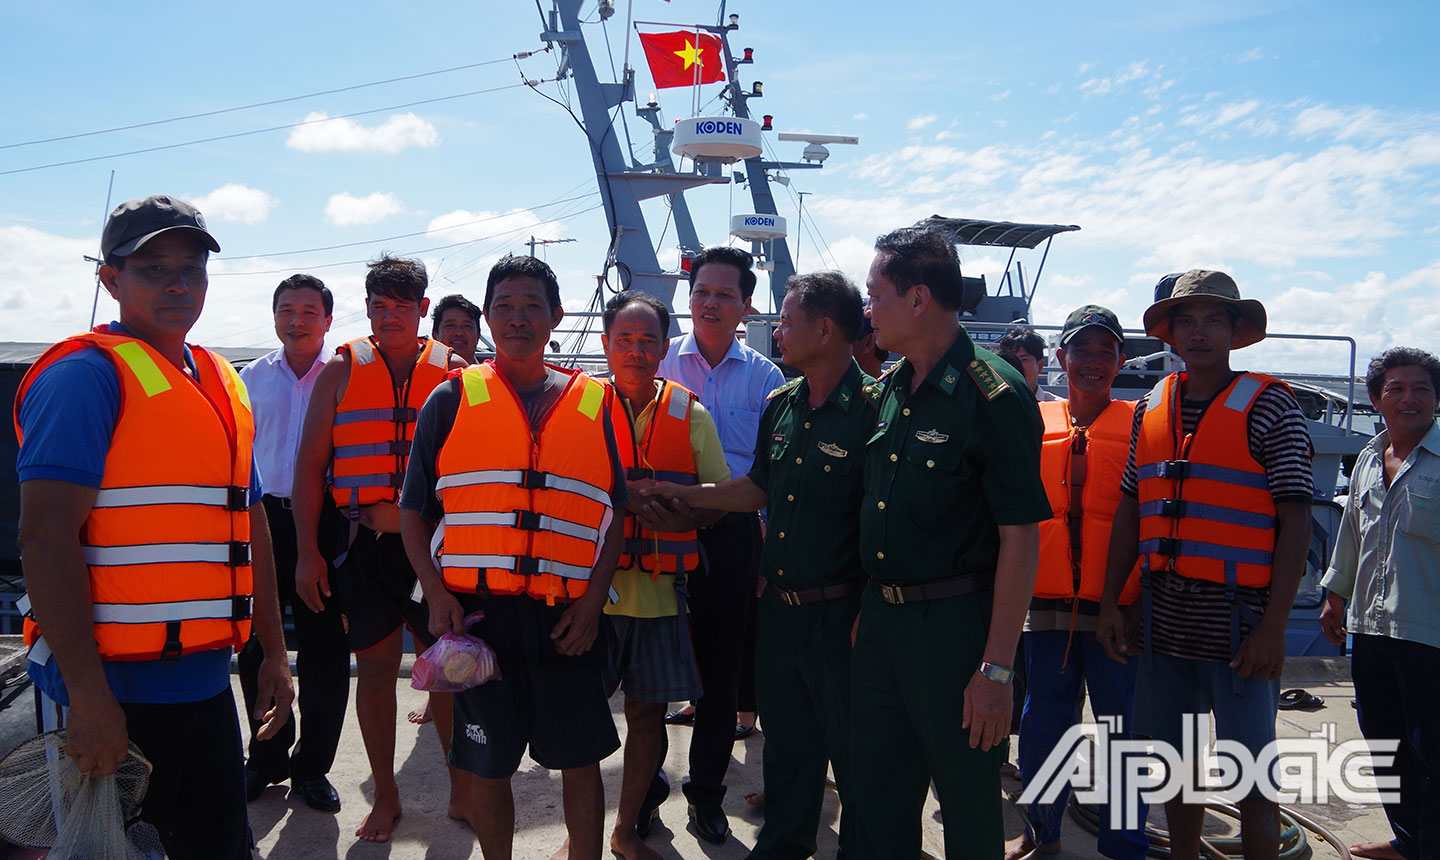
[1278,688,1325,710]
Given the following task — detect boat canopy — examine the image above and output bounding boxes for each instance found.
[915,216,1080,249]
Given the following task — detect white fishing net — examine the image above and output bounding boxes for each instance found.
[0,730,165,858]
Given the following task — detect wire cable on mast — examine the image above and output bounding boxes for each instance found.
[0,53,545,151]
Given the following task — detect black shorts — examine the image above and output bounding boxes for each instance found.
[450,594,620,778]
[331,521,433,653]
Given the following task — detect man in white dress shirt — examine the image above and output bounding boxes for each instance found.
[237,274,351,812]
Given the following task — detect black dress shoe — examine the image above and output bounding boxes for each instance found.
[244,766,287,803]
[293,776,342,813]
[687,802,729,844]
[664,709,695,726]
[734,723,756,741]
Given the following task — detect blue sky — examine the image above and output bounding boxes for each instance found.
[2,0,1437,376]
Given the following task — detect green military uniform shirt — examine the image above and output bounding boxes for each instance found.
[861,327,1051,585]
[747,360,877,589]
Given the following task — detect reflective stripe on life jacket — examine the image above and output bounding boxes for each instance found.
[1135,371,1282,588]
[611,379,701,576]
[1035,398,1141,604]
[329,335,450,508]
[13,328,255,662]
[434,362,615,604]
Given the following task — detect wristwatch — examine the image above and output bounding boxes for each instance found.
[979,661,1015,685]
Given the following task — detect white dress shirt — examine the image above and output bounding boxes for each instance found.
[658,332,785,481]
[240,343,328,498]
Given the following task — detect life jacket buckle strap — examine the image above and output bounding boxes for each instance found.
[516,511,542,532]
[160,620,183,665]
[1158,460,1191,480]
[226,486,249,512]
[1155,536,1181,558]
[388,472,405,489]
[515,556,542,577]
[1159,498,1187,518]
[231,595,253,621]
[519,469,548,490]
[228,541,252,568]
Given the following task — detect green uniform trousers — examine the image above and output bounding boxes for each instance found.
[751,587,862,860]
[849,588,1005,860]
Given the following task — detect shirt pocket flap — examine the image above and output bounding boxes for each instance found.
[1400,485,1440,541]
[905,441,964,473]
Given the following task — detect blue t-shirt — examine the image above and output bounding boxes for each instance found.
[17,323,260,705]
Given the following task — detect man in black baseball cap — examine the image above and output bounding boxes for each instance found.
[15,193,293,860]
[101,194,221,263]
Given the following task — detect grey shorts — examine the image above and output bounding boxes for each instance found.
[606,614,703,704]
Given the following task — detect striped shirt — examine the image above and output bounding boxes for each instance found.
[1121,376,1314,662]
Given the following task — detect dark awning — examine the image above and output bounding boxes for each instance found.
[914,216,1080,249]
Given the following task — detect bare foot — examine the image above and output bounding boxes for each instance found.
[408,700,433,724]
[1350,841,1406,860]
[550,837,572,860]
[447,769,474,828]
[611,828,663,860]
[1003,834,1059,860]
[356,794,403,843]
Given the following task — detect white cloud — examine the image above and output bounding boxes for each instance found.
[191,183,275,225]
[907,113,938,130]
[990,90,1011,103]
[286,112,439,154]
[1238,47,1264,63]
[852,113,868,121]
[325,192,404,226]
[1080,61,1149,97]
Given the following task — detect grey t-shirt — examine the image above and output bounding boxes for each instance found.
[399,366,628,524]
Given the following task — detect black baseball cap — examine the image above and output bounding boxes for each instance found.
[100,194,221,259]
[1059,304,1124,347]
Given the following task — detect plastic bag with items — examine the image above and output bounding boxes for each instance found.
[411,611,501,693]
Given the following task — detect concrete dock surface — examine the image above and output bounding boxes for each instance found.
[243,656,1394,859]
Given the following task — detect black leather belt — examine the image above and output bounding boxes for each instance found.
[772,577,865,607]
[871,572,994,605]
[262,494,293,510]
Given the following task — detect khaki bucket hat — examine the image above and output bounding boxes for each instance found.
[1142,269,1266,350]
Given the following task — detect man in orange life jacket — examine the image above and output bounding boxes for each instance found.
[599,290,728,859]
[398,255,628,860]
[15,194,293,859]
[1006,305,1148,860]
[1097,270,1314,860]
[291,255,467,842]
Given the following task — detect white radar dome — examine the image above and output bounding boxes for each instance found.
[673,116,763,163]
[730,213,787,242]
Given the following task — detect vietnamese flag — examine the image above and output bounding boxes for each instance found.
[638,30,725,89]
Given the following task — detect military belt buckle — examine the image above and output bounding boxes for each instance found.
[778,588,802,607]
[879,583,905,605]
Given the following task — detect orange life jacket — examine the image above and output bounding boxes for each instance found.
[1035,399,1142,604]
[14,329,255,662]
[330,336,450,510]
[611,379,701,576]
[434,362,615,605]
[1135,372,1282,589]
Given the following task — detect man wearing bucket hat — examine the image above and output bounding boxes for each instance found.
[15,194,293,859]
[1097,270,1314,860]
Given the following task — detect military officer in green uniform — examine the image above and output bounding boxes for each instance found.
[644,271,875,859]
[853,228,1051,859]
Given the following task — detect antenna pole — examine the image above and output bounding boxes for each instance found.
[88,170,116,329]
[795,191,811,268]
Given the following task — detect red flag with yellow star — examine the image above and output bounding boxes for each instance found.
[637,30,725,88]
